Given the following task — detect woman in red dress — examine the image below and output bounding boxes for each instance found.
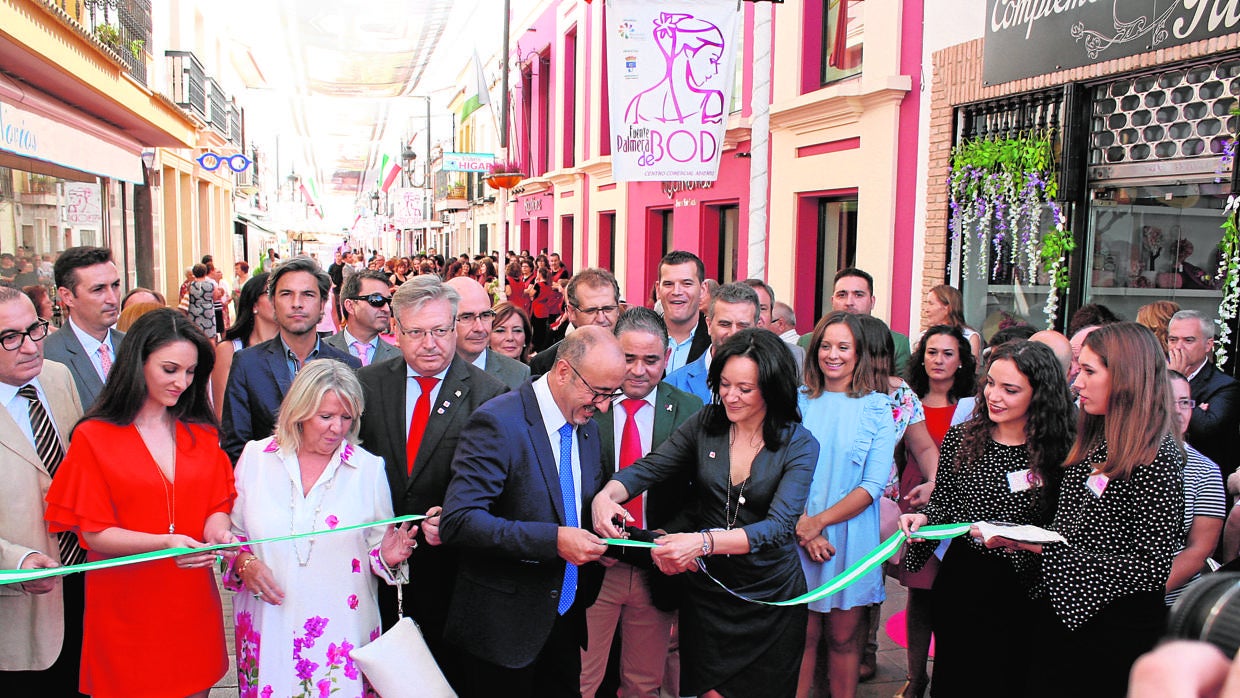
[46,308,236,698]
[505,259,536,316]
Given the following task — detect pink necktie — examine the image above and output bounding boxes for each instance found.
[98,343,112,379]
[619,398,646,529]
[351,341,371,367]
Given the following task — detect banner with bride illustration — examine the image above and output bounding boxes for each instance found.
[605,0,742,181]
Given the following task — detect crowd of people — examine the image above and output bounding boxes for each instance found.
[2,242,1238,697]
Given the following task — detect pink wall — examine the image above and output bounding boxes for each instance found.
[889,0,925,334]
[622,141,752,306]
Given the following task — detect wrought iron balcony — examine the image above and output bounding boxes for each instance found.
[58,0,153,86]
[166,50,207,121]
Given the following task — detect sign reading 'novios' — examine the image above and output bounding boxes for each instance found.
[983,0,1240,86]
[605,0,741,181]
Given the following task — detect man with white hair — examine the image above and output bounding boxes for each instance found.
[0,287,85,693]
[1169,309,1240,477]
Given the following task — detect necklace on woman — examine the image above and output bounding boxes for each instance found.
[725,473,748,529]
[290,458,338,567]
[136,418,176,534]
[156,466,175,534]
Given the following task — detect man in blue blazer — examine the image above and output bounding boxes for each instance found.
[42,246,124,409]
[442,326,624,697]
[221,257,359,462]
[665,282,760,404]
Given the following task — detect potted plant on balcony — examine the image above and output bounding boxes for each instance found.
[486,160,524,189]
[94,24,122,52]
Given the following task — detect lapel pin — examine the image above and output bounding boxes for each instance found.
[665,404,673,412]
[436,408,445,414]
[443,401,452,408]
[455,390,462,397]
[708,451,716,459]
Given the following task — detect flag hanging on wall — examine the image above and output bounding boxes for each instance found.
[605,0,742,182]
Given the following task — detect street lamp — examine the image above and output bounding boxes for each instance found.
[370,190,381,214]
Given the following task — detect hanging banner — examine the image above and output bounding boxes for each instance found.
[605,0,741,182]
[390,187,427,228]
[64,182,102,227]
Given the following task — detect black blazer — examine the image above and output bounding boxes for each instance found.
[684,313,711,368]
[441,382,606,669]
[1188,361,1240,475]
[220,337,360,463]
[594,383,703,610]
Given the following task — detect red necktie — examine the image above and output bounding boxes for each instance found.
[619,398,646,529]
[406,376,440,476]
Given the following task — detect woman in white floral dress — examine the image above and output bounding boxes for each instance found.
[226,361,417,698]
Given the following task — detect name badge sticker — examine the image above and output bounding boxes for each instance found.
[1086,472,1109,498]
[1007,469,1037,493]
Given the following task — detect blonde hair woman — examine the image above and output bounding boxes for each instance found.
[226,360,418,698]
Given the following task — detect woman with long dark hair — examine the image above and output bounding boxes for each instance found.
[45,309,236,697]
[1017,323,1184,697]
[887,325,977,697]
[900,340,1074,696]
[593,329,817,698]
[210,273,276,421]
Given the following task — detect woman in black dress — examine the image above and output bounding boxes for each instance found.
[1008,322,1184,697]
[900,341,1074,696]
[593,329,817,698]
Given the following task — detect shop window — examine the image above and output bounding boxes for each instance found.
[821,0,863,86]
[1084,182,1229,323]
[815,197,858,321]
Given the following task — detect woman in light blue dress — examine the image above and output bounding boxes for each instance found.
[795,311,897,698]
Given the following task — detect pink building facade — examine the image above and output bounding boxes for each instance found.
[457,0,926,334]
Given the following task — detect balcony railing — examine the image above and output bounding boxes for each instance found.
[206,77,228,137]
[166,50,207,120]
[51,0,152,85]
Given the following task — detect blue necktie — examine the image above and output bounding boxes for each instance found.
[557,422,577,615]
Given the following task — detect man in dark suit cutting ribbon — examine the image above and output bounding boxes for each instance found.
[442,326,624,698]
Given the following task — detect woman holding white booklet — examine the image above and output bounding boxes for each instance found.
[1014,322,1185,698]
[899,341,1075,697]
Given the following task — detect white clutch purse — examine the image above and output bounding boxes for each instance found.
[351,585,456,698]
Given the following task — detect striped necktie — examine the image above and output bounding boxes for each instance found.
[17,384,86,566]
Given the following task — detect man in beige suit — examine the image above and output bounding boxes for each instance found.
[0,286,85,694]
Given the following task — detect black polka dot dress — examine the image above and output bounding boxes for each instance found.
[1025,433,1185,698]
[905,424,1055,696]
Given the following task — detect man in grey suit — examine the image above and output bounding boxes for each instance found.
[323,269,401,367]
[41,246,124,409]
[0,288,85,695]
[356,275,507,688]
[445,276,530,390]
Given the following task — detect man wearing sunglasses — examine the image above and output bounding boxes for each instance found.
[530,268,623,379]
[324,270,401,367]
[444,277,530,390]
[0,287,86,694]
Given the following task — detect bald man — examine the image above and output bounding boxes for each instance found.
[444,277,530,390]
[1031,330,1072,379]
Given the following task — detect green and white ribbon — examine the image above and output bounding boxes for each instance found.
[699,522,973,607]
[0,514,425,586]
